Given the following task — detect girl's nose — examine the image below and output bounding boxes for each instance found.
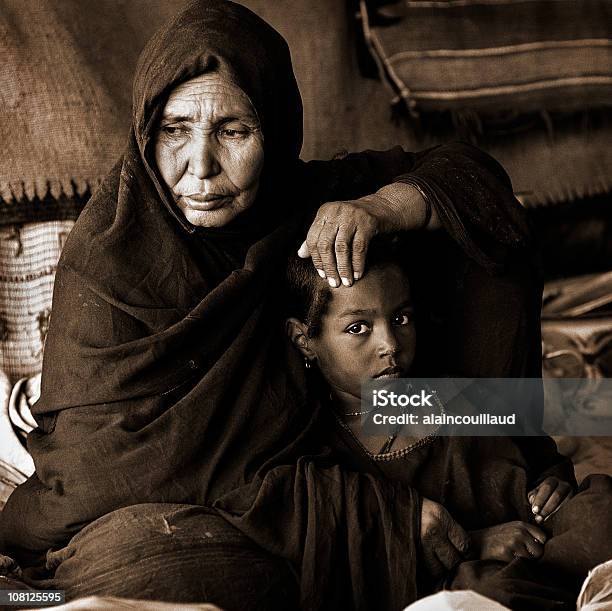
[377,325,400,357]
[188,134,221,179]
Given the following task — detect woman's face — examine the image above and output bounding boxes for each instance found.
[309,264,416,402]
[154,74,264,228]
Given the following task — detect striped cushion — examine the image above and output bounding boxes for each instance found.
[360,0,612,115]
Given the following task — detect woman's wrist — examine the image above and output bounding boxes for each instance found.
[374,181,435,230]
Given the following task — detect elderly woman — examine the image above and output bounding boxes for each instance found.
[0,1,582,610]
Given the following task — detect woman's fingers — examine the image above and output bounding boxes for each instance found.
[421,500,468,573]
[519,536,545,560]
[435,520,469,569]
[504,525,545,561]
[434,537,463,571]
[519,524,546,559]
[334,225,355,286]
[300,216,327,278]
[422,545,446,577]
[317,223,341,287]
[351,229,369,282]
[447,520,471,557]
[522,523,547,545]
[299,201,378,287]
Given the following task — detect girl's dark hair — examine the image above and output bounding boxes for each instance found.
[284,235,409,337]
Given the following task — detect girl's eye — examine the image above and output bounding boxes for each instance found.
[392,312,412,326]
[346,322,370,335]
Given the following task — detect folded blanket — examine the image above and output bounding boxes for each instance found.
[361,0,612,116]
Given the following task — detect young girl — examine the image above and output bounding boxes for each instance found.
[285,237,611,609]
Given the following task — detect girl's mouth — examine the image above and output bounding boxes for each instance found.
[374,366,403,379]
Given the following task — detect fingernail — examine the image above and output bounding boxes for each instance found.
[328,278,338,288]
[317,269,326,278]
[341,277,351,287]
[532,506,539,514]
[353,272,361,280]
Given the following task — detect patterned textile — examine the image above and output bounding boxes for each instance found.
[577,559,612,610]
[0,370,33,510]
[360,0,612,116]
[0,221,74,382]
[542,272,612,379]
[541,272,612,452]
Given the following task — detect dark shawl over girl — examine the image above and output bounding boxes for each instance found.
[0,1,569,609]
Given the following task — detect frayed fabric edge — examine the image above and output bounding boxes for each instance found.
[0,177,101,204]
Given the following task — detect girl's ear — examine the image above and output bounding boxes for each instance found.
[286,318,317,360]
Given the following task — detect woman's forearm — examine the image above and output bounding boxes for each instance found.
[374,181,441,231]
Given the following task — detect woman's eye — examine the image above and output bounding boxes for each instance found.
[392,313,412,326]
[159,124,186,138]
[346,323,370,335]
[219,126,250,139]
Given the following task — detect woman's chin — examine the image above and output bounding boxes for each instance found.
[182,205,235,228]
[180,198,256,228]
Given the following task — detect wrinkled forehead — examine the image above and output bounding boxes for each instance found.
[160,73,259,125]
[133,0,302,181]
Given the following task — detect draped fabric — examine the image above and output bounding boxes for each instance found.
[0,1,564,609]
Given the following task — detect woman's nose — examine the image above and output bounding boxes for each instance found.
[188,134,221,179]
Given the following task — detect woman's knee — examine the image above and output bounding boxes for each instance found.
[44,504,297,611]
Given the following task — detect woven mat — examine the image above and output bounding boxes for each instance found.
[0,221,74,382]
[0,0,183,205]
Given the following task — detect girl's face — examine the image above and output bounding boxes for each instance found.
[308,264,416,402]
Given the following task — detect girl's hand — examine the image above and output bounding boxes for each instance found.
[420,497,471,577]
[470,522,547,563]
[528,477,573,523]
[298,183,432,288]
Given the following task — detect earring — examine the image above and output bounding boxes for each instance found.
[304,358,312,369]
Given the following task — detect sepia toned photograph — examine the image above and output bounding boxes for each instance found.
[0,1,611,609]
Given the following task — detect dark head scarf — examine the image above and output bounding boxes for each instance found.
[133,0,303,241]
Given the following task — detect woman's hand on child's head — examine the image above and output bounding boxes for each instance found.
[470,522,547,563]
[420,497,471,577]
[527,477,573,523]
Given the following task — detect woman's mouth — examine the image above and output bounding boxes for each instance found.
[181,193,232,210]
